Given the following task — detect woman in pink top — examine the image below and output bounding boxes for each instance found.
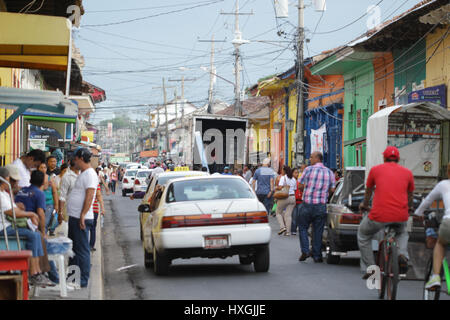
[110,168,118,194]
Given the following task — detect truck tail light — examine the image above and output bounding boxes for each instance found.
[340,213,362,225]
[161,211,268,229]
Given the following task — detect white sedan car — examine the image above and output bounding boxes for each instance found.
[133,169,153,194]
[122,168,138,196]
[139,175,271,275]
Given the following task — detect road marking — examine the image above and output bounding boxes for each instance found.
[116,264,138,272]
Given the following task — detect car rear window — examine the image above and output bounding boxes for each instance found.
[166,178,254,203]
[157,173,204,186]
[125,170,137,176]
[137,171,151,178]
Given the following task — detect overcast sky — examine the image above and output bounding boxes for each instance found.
[75,0,421,124]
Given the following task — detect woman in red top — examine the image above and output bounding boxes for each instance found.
[290,168,303,235]
[89,183,105,252]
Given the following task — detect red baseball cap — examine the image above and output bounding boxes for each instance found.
[383,146,400,160]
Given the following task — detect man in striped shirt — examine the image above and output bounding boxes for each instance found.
[89,183,104,252]
[298,152,335,262]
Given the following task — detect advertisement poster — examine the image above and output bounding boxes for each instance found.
[388,112,441,176]
[29,139,47,151]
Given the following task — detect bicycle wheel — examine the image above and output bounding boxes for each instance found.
[423,256,442,300]
[377,240,387,300]
[386,243,399,300]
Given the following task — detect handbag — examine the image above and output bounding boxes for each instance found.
[273,176,290,199]
[6,215,29,229]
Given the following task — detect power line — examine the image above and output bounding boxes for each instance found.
[86,0,220,13]
[311,0,385,35]
[83,0,225,27]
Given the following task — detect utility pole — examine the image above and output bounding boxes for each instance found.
[295,0,305,166]
[153,79,175,157]
[208,35,215,114]
[168,76,196,120]
[163,78,169,154]
[221,0,251,117]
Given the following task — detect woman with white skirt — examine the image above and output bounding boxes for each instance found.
[275,165,297,236]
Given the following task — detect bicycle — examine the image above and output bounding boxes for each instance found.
[423,212,450,300]
[377,222,402,300]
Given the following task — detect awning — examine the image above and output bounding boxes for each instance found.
[0,87,78,135]
[69,95,95,113]
[0,12,71,71]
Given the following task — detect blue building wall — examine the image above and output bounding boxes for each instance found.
[304,103,343,170]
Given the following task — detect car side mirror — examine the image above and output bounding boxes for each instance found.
[138,204,151,213]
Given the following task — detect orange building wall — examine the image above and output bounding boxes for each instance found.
[306,73,344,110]
[372,52,395,112]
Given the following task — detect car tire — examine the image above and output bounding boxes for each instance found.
[239,255,253,265]
[144,249,153,268]
[153,245,170,276]
[122,190,126,197]
[253,245,270,272]
[326,252,341,265]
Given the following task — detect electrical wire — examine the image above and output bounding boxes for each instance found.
[311,0,385,35]
[19,0,36,13]
[26,0,45,13]
[86,0,220,13]
[83,0,225,27]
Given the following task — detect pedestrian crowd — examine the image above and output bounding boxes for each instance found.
[0,147,107,289]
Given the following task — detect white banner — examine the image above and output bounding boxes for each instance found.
[310,124,326,154]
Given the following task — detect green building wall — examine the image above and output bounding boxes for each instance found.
[393,38,427,104]
[343,61,374,167]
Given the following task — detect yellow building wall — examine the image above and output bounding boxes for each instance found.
[426,26,450,109]
[0,67,12,165]
[287,90,298,167]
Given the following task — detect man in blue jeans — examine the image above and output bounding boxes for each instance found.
[66,149,98,288]
[298,152,335,263]
[252,158,275,215]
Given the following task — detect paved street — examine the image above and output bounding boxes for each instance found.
[102,190,448,300]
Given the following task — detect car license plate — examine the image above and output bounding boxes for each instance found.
[204,235,229,249]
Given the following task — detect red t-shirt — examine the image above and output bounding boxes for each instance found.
[367,162,414,223]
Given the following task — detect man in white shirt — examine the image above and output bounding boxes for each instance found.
[58,158,79,224]
[12,149,46,188]
[415,163,450,290]
[66,148,98,288]
[153,162,165,175]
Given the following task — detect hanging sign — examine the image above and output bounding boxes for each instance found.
[408,84,447,107]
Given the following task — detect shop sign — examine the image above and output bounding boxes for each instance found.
[408,84,447,107]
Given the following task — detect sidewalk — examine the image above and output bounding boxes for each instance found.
[30,201,109,300]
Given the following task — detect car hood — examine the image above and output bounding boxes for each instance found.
[164,199,265,216]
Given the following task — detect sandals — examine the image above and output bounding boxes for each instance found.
[278,228,287,235]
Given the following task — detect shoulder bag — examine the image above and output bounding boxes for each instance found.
[273,176,290,199]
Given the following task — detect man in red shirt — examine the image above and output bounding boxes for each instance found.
[358,146,414,279]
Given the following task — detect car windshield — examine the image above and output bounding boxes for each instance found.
[166,178,254,203]
[137,171,151,178]
[125,170,137,176]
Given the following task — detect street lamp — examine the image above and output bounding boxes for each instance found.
[273,121,282,131]
[286,119,295,132]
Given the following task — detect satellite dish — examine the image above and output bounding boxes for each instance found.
[274,0,288,18]
[314,0,326,12]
